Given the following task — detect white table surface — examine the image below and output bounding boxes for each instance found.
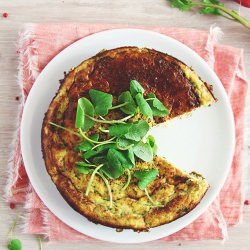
[0,0,249,249]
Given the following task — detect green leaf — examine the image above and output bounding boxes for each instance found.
[102,149,134,179]
[74,134,99,152]
[75,97,95,131]
[116,137,136,150]
[168,0,193,11]
[134,169,158,190]
[147,93,169,117]
[135,93,153,118]
[89,89,113,116]
[96,143,117,153]
[126,148,135,166]
[92,156,107,165]
[109,123,132,137]
[75,162,94,174]
[130,79,144,98]
[118,91,137,115]
[101,163,123,179]
[107,148,133,170]
[200,1,222,15]
[146,135,158,156]
[124,120,149,141]
[133,141,153,162]
[109,120,149,142]
[83,149,100,159]
[8,239,22,250]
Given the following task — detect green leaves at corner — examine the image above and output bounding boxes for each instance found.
[134,169,158,190]
[168,0,193,11]
[200,0,222,15]
[89,89,113,116]
[75,97,95,131]
[168,0,222,13]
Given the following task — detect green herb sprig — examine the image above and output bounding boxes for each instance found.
[167,0,250,29]
[50,80,169,207]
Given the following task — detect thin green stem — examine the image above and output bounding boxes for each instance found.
[85,114,134,124]
[85,164,104,195]
[192,1,250,29]
[144,188,164,207]
[99,116,106,120]
[38,236,43,250]
[91,141,116,150]
[76,163,96,168]
[145,188,157,205]
[121,169,131,191]
[79,128,116,145]
[97,172,113,208]
[49,122,82,137]
[109,102,129,110]
[85,114,126,124]
[120,114,134,121]
[99,127,109,133]
[8,213,20,240]
[116,142,134,151]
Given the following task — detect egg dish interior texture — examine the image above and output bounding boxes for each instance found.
[42,47,216,231]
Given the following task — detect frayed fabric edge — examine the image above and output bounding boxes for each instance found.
[205,24,223,69]
[4,23,38,202]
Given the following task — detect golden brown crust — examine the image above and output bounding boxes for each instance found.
[42,47,212,230]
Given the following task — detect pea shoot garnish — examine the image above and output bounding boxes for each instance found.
[50,80,169,207]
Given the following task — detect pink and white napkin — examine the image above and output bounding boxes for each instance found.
[5,23,248,242]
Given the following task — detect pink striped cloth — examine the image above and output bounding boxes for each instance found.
[5,23,248,242]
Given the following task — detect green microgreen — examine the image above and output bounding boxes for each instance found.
[84,113,132,124]
[144,188,163,207]
[89,89,113,116]
[75,97,95,131]
[85,164,104,195]
[130,79,145,97]
[49,122,81,137]
[107,148,133,172]
[121,169,132,191]
[134,169,158,190]
[146,135,158,156]
[132,141,154,162]
[76,162,95,174]
[118,91,137,115]
[74,134,99,152]
[109,120,149,142]
[116,137,135,151]
[49,79,170,206]
[96,171,113,208]
[135,93,153,118]
[146,93,169,117]
[167,0,250,29]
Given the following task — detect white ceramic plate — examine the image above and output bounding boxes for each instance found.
[21,29,235,243]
